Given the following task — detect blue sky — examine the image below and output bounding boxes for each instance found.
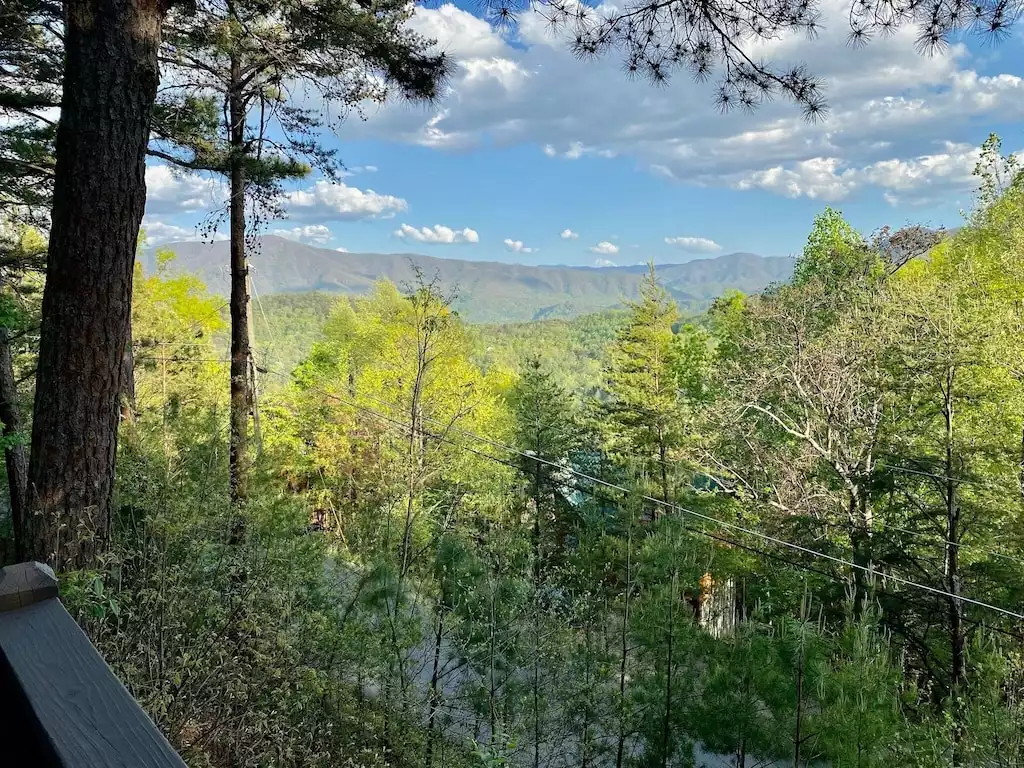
[143,0,1024,266]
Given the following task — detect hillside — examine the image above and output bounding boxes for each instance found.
[156,235,794,323]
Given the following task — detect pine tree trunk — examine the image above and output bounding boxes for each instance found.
[615,506,634,768]
[120,315,136,423]
[27,0,166,568]
[943,365,965,764]
[660,571,676,768]
[227,47,250,514]
[659,440,670,508]
[0,326,28,560]
[793,655,804,768]
[424,601,446,767]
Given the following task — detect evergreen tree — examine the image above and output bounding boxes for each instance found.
[155,0,450,508]
[602,264,683,509]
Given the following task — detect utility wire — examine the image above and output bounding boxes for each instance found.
[264,375,1024,643]
[132,352,1024,620]
[259,366,1024,624]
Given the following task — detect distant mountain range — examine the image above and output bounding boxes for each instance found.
[154,236,794,323]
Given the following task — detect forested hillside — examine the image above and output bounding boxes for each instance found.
[5,0,1024,765]
[246,291,625,396]
[13,185,1021,767]
[156,236,794,322]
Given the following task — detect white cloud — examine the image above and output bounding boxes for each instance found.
[272,224,332,244]
[589,241,619,255]
[594,258,617,267]
[141,217,228,244]
[337,2,1024,205]
[393,223,480,244]
[286,181,407,221]
[730,143,987,201]
[733,157,858,201]
[145,165,220,214]
[544,141,616,160]
[503,238,535,253]
[335,246,349,252]
[664,236,723,253]
[560,228,579,239]
[339,164,379,177]
[407,2,507,58]
[141,219,196,244]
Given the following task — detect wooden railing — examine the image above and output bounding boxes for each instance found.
[0,561,186,767]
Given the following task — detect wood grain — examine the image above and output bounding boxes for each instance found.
[0,562,59,612]
[0,598,186,767]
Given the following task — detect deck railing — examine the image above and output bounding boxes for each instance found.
[0,561,186,767]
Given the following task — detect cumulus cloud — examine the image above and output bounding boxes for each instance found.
[504,238,535,253]
[339,164,379,177]
[335,246,349,252]
[286,181,407,221]
[664,236,723,253]
[543,141,616,160]
[145,165,220,215]
[560,228,579,239]
[594,258,617,267]
[393,223,480,244]
[141,217,230,245]
[730,142,986,201]
[141,219,198,244]
[589,241,619,255]
[272,224,332,244]
[337,2,1023,206]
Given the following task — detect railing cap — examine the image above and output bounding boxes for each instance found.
[0,561,58,612]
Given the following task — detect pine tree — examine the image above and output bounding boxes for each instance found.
[602,264,682,510]
[155,0,449,508]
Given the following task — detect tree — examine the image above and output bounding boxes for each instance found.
[509,356,577,768]
[974,133,1021,211]
[602,264,683,509]
[155,0,449,508]
[1,1,56,559]
[486,0,1014,120]
[0,223,44,560]
[22,0,193,568]
[0,0,59,234]
[880,215,1024,745]
[711,210,890,611]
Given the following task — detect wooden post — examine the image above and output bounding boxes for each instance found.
[0,561,58,612]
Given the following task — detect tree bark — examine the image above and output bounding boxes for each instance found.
[27,0,168,568]
[615,506,634,768]
[120,315,136,424]
[659,570,677,768]
[849,489,873,616]
[943,365,965,764]
[0,327,28,560]
[424,600,446,767]
[227,46,250,514]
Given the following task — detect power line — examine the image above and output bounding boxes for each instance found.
[259,366,1024,624]
[267,373,1024,643]
[135,350,1024,621]
[616,442,1022,566]
[879,521,1024,568]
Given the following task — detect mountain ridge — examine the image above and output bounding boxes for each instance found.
[154,235,794,322]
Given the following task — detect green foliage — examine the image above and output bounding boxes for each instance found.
[474,308,624,396]
[792,207,878,291]
[28,132,1024,768]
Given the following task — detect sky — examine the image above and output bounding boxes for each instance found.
[142,0,1024,267]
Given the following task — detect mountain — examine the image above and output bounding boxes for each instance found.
[155,236,794,323]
